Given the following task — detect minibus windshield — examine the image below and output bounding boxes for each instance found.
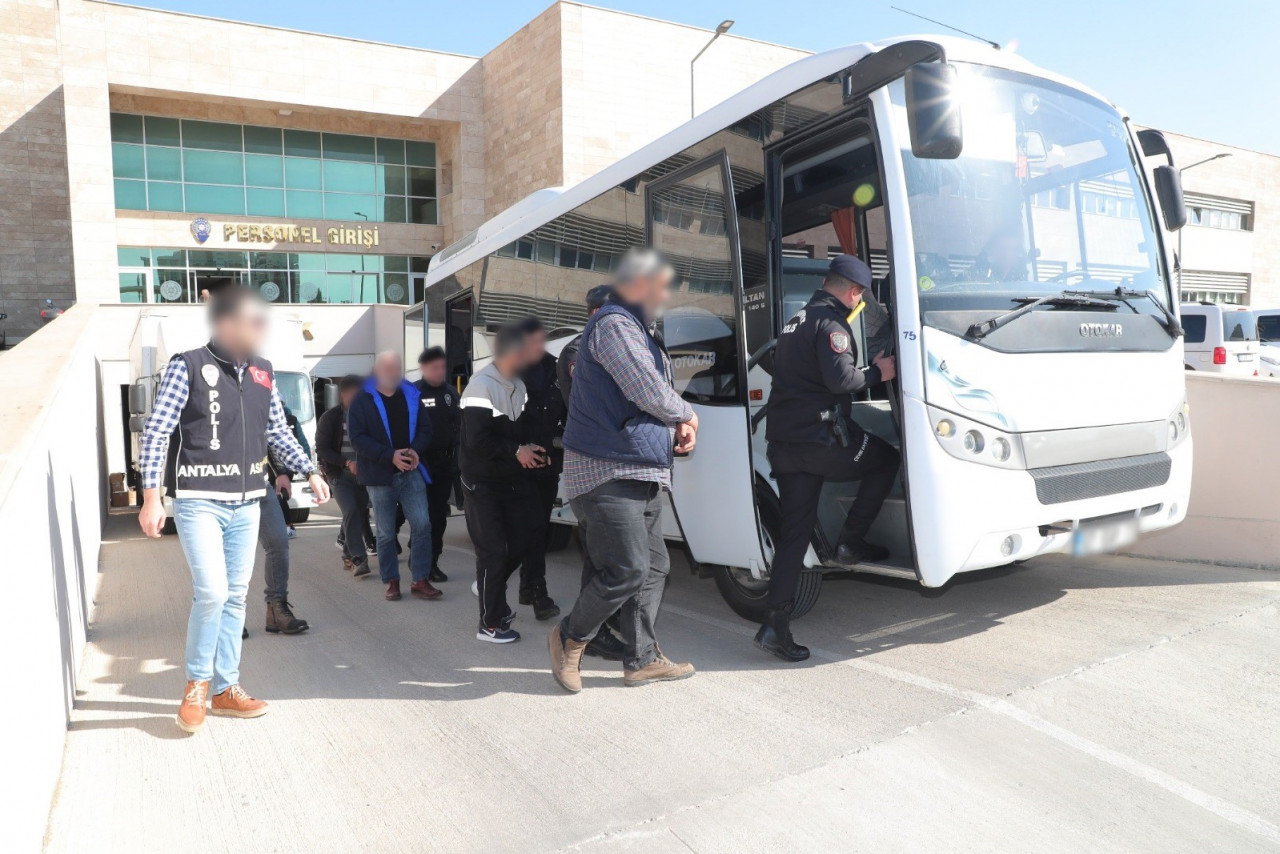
[897,65,1170,326]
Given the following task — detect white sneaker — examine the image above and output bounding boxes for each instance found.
[287,527,298,539]
[471,580,479,597]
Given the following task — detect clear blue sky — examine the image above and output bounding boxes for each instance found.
[132,0,1278,154]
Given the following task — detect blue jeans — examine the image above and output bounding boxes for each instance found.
[367,471,432,584]
[174,498,260,694]
[258,492,290,603]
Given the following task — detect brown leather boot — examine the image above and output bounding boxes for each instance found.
[624,653,695,687]
[410,579,443,600]
[265,600,309,634]
[548,625,587,693]
[175,680,209,733]
[385,579,401,600]
[210,684,269,718]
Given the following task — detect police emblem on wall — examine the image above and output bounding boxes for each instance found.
[190,217,212,244]
[200,363,220,387]
[159,279,184,302]
[385,282,406,302]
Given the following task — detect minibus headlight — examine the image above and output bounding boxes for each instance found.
[926,405,1026,470]
[963,430,984,454]
[1167,398,1190,448]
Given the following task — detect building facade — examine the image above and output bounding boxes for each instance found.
[1,0,806,342]
[3,0,1278,345]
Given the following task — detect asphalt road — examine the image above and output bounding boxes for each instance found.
[44,504,1280,852]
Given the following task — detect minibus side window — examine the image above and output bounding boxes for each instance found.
[1182,315,1206,343]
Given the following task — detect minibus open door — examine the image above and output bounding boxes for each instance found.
[644,153,769,581]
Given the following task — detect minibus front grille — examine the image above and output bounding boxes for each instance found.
[1029,453,1172,505]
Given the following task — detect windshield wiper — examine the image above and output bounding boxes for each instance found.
[1062,287,1184,338]
[966,293,1117,341]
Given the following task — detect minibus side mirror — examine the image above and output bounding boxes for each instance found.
[323,382,340,412]
[128,381,150,416]
[1152,165,1187,231]
[905,63,963,159]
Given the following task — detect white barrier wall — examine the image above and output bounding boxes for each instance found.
[1127,373,1280,568]
[0,305,106,853]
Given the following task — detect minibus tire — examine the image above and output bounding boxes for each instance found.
[546,521,573,552]
[287,508,311,525]
[711,482,822,622]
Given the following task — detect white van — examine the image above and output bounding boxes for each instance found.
[1179,303,1259,376]
[1254,309,1280,377]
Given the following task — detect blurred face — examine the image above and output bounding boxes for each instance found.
[213,299,268,358]
[618,269,673,321]
[339,386,358,409]
[524,329,547,363]
[419,357,446,386]
[373,353,404,390]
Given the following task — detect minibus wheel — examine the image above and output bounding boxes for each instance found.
[287,508,311,525]
[712,481,823,622]
[546,521,573,552]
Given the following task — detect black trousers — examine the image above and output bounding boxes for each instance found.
[519,474,560,596]
[767,436,900,609]
[462,477,537,629]
[426,462,455,571]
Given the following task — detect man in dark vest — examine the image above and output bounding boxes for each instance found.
[548,249,698,693]
[139,287,329,734]
[415,346,461,584]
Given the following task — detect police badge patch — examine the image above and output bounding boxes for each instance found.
[200,363,220,387]
[829,331,850,353]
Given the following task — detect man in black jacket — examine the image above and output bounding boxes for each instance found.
[515,318,564,622]
[415,346,460,584]
[460,325,544,643]
[316,375,373,577]
[556,284,613,408]
[348,351,442,603]
[762,254,899,662]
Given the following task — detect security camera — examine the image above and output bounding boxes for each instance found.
[430,244,440,251]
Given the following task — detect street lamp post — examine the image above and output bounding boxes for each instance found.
[691,19,734,118]
[1175,153,1231,299]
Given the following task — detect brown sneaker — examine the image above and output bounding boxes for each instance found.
[175,680,209,733]
[624,653,695,687]
[210,684,269,718]
[548,625,587,693]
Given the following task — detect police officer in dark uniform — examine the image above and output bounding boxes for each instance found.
[760,255,900,662]
[415,346,461,584]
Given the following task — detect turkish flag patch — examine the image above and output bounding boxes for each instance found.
[248,365,271,389]
[829,331,850,353]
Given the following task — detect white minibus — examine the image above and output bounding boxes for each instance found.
[408,37,1193,620]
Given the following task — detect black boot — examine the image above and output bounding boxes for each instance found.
[429,565,448,583]
[584,623,626,661]
[265,599,310,634]
[519,583,561,621]
[833,520,889,567]
[754,608,809,662]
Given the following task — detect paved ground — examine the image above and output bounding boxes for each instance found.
[44,505,1280,853]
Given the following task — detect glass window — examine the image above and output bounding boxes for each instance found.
[381,164,406,195]
[284,129,322,158]
[243,125,282,155]
[148,182,184,212]
[154,271,193,303]
[251,270,288,303]
[324,273,355,304]
[154,249,187,267]
[376,138,405,164]
[1222,311,1257,341]
[405,141,435,168]
[407,167,436,197]
[144,116,181,147]
[112,143,145,179]
[247,188,286,217]
[384,256,408,272]
[118,272,148,303]
[324,193,378,222]
[118,247,151,267]
[110,114,144,144]
[411,256,431,273]
[284,157,322,189]
[383,273,410,304]
[323,160,377,193]
[274,370,314,421]
[294,269,325,303]
[1258,315,1280,343]
[327,253,379,272]
[250,252,289,270]
[183,150,243,185]
[381,196,407,223]
[1181,315,1206,343]
[146,146,182,181]
[322,133,376,162]
[114,178,146,209]
[245,154,283,188]
[185,183,245,215]
[181,119,243,152]
[409,198,438,225]
[188,250,247,268]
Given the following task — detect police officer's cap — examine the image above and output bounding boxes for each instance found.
[828,254,872,289]
[585,284,614,310]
